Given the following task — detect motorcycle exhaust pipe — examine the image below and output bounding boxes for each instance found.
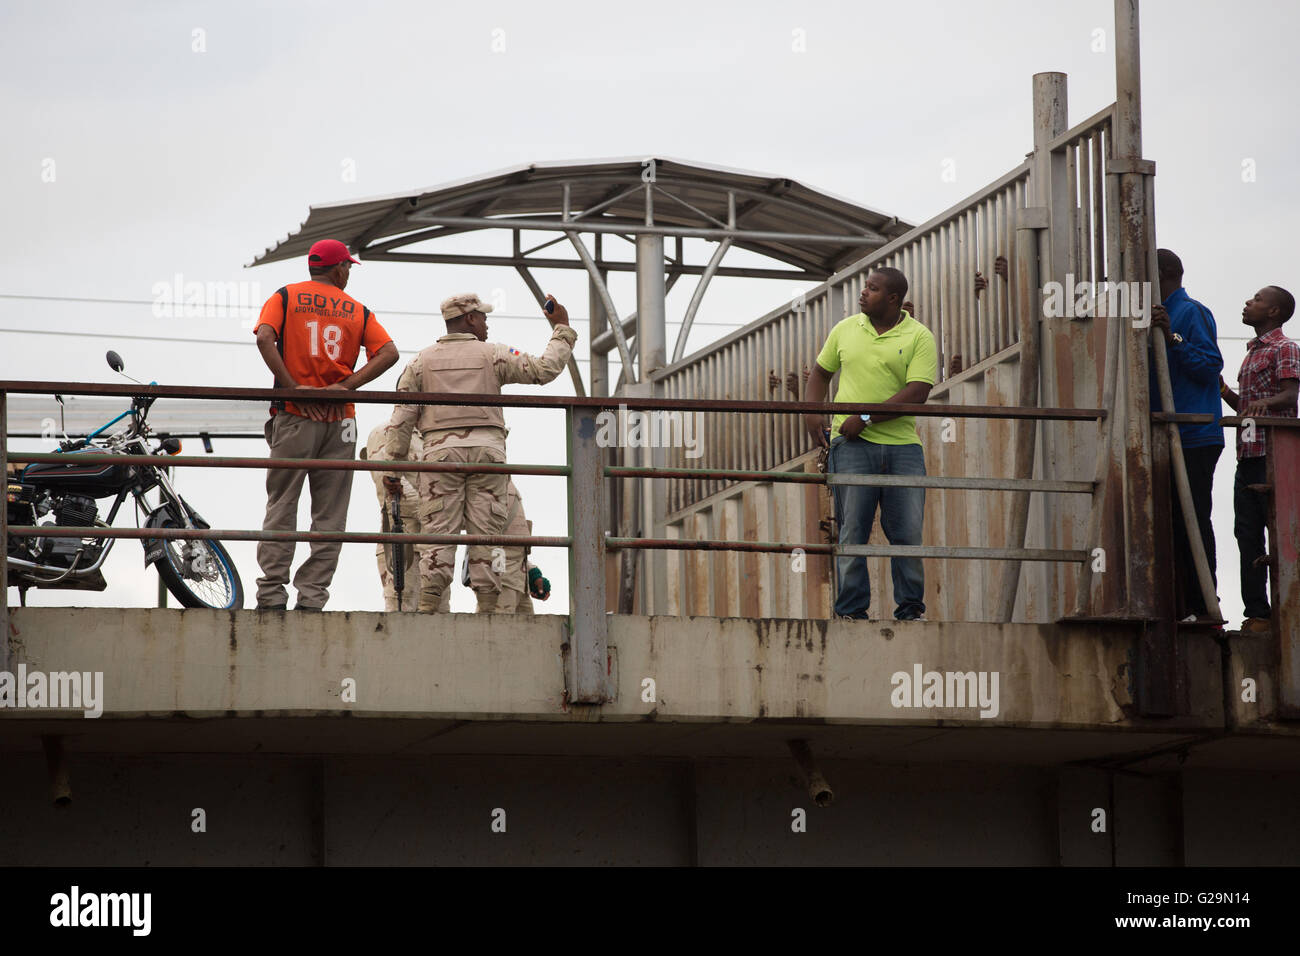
[8,550,84,585]
[788,739,834,807]
[7,545,112,581]
[41,735,72,808]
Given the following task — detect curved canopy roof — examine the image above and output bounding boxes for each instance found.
[250,157,912,280]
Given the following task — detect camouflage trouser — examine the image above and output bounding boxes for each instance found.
[464,561,536,612]
[375,501,421,612]
[417,445,510,612]
[457,551,533,612]
[467,485,530,613]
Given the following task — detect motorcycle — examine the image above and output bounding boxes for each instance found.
[5,351,244,609]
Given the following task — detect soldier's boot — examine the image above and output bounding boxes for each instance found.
[418,587,445,613]
[474,588,499,613]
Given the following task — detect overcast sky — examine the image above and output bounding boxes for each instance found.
[3,0,1296,622]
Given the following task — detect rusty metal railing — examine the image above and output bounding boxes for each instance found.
[5,379,1299,706]
[3,379,1115,701]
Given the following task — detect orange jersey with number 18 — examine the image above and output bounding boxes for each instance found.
[254,280,392,419]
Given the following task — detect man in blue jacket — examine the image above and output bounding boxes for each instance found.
[1149,248,1225,622]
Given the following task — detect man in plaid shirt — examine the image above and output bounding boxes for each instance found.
[1219,285,1300,633]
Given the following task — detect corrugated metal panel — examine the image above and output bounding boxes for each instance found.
[653,161,1034,514]
[656,108,1120,624]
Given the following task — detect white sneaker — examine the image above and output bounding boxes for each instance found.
[1180,614,1198,623]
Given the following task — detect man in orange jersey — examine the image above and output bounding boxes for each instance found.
[253,238,399,610]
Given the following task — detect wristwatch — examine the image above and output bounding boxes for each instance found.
[860,414,872,426]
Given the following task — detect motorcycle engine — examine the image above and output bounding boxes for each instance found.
[55,494,98,527]
[33,494,104,565]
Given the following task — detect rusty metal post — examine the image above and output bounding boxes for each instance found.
[621,381,651,613]
[1114,0,1178,714]
[788,739,834,807]
[1114,0,1159,621]
[1073,283,1123,617]
[1,389,8,674]
[997,73,1063,622]
[1267,430,1300,716]
[567,406,610,703]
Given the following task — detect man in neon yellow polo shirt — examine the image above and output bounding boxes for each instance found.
[804,267,937,620]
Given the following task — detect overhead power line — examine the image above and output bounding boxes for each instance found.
[0,293,750,328]
[0,326,617,364]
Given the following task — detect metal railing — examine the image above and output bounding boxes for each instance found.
[6,379,1300,706]
[3,380,1112,701]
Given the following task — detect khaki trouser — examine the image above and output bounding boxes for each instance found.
[417,445,510,611]
[255,413,355,609]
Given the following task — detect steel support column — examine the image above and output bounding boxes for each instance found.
[637,235,668,378]
[997,72,1062,622]
[1114,0,1176,715]
[567,406,609,703]
[1114,0,1160,623]
[636,237,668,613]
[589,270,609,398]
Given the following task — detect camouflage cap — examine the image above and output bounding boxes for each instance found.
[440,293,495,321]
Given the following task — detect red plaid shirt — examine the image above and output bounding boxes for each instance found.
[1234,327,1300,459]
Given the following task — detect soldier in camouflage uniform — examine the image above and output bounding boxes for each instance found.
[361,421,424,611]
[385,292,576,612]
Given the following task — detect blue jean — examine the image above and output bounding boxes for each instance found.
[829,436,926,618]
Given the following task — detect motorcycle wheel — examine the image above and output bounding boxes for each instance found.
[153,517,244,610]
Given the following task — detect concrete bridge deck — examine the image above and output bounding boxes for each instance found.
[3,609,1297,865]
[2,608,1294,768]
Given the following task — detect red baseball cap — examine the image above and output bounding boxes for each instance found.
[307,239,360,268]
